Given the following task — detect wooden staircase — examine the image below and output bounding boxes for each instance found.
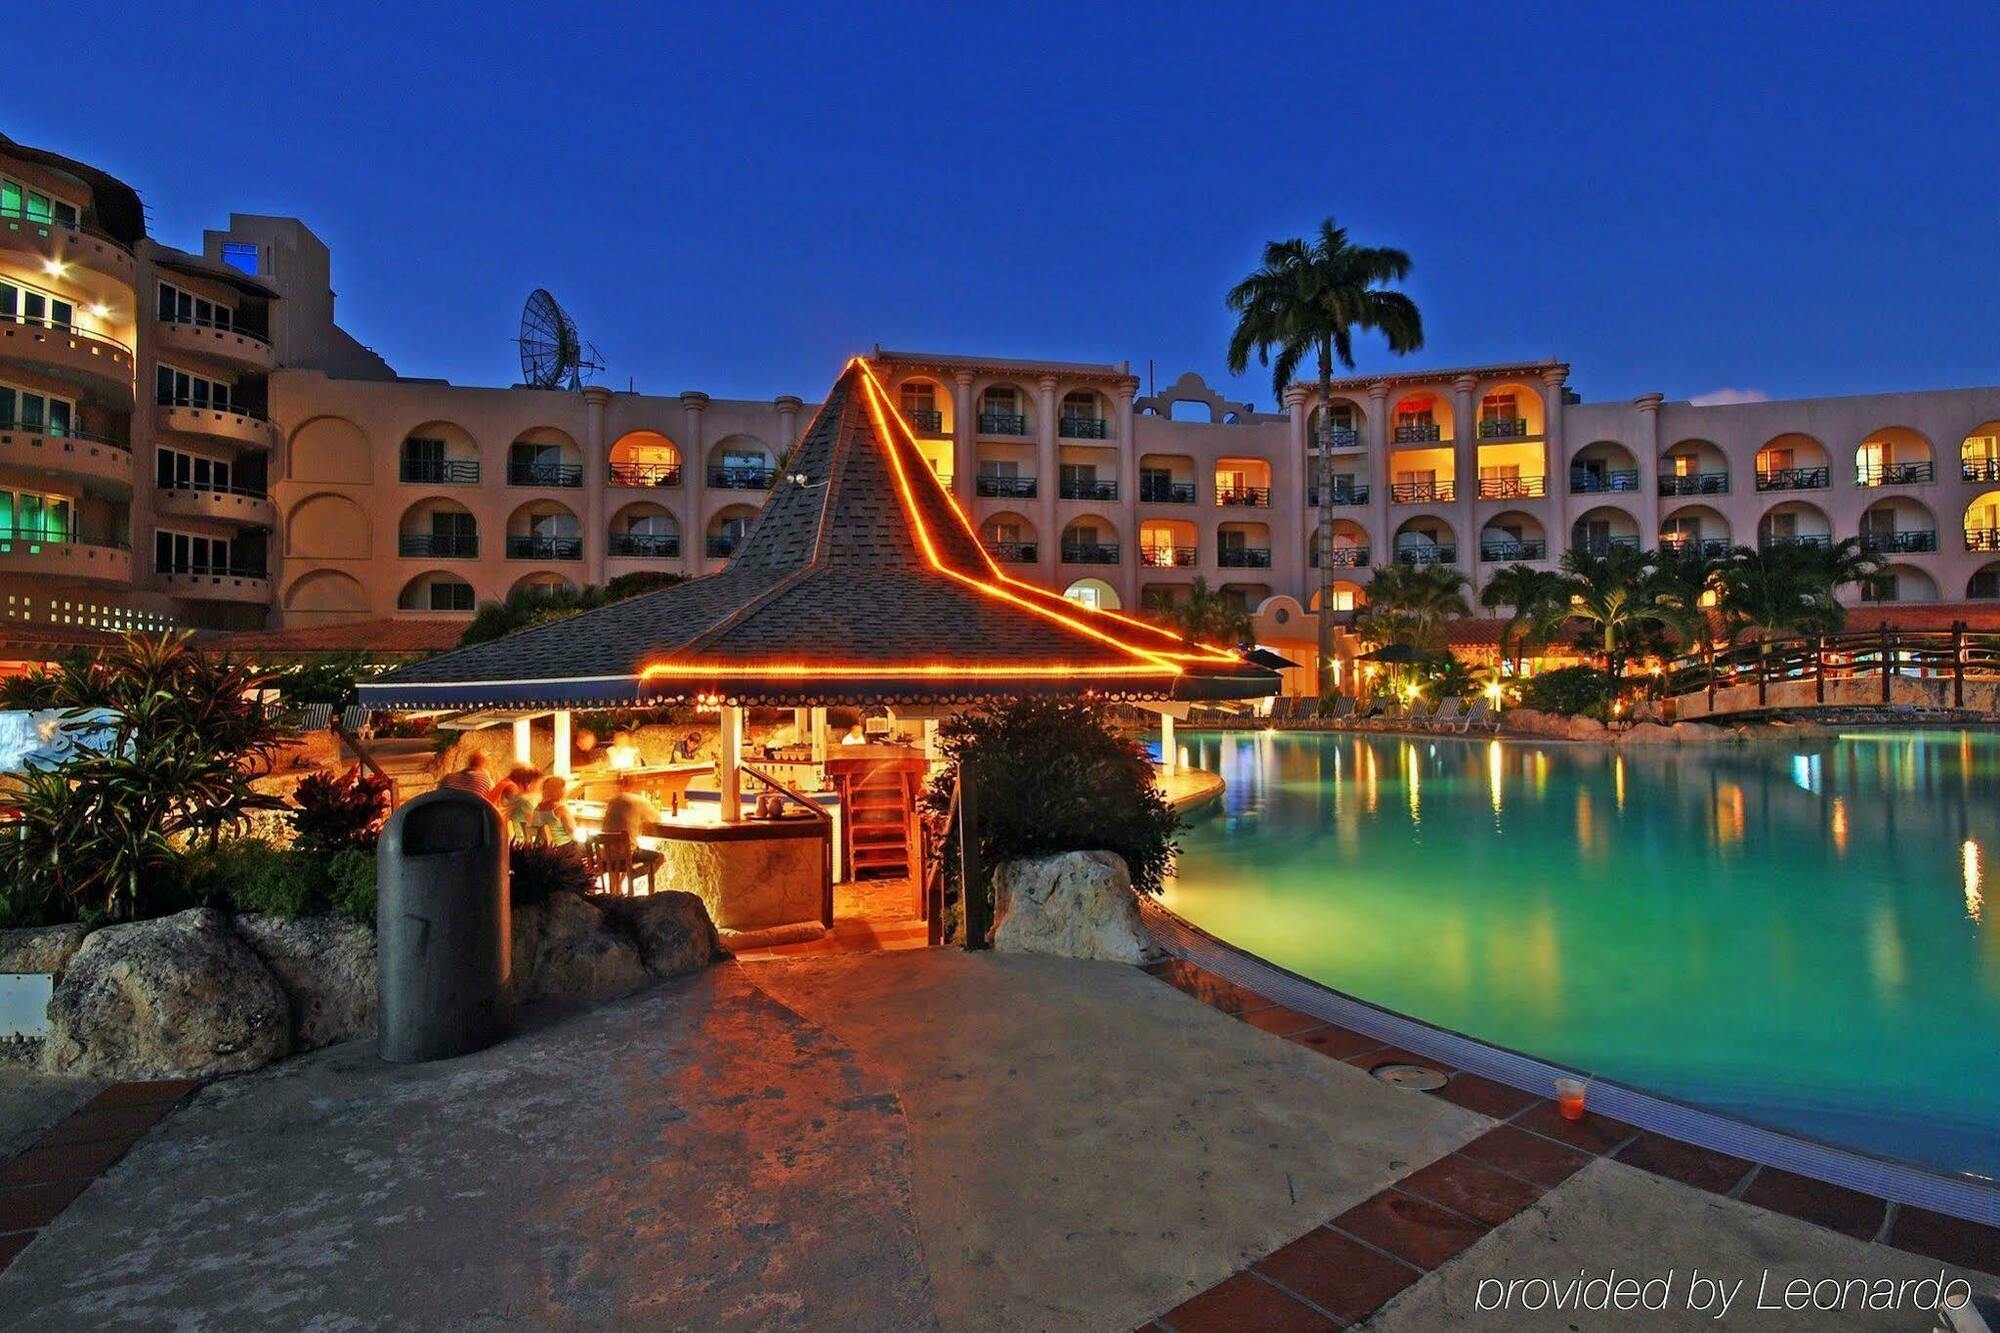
[840,763,919,879]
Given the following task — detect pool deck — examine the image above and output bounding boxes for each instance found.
[1,943,1992,1327]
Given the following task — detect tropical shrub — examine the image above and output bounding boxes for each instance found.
[291,765,392,853]
[921,697,1182,897]
[1520,665,1616,719]
[266,652,373,709]
[0,634,283,925]
[509,840,593,905]
[460,573,686,647]
[184,839,377,924]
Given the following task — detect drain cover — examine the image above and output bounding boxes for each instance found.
[1371,1062,1448,1091]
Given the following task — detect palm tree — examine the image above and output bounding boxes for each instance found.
[1154,576,1252,647]
[1557,546,1690,684]
[1713,539,1885,643]
[1226,220,1424,696]
[1357,563,1470,655]
[1478,564,1572,677]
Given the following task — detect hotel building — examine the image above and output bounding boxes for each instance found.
[6,132,2000,678]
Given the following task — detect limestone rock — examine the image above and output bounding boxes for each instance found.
[1500,708,1610,741]
[511,892,648,1005]
[992,851,1147,963]
[42,908,290,1078]
[1615,721,1680,745]
[235,913,378,1050]
[603,891,722,977]
[0,923,88,978]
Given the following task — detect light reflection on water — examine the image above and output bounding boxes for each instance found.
[1160,728,2000,1179]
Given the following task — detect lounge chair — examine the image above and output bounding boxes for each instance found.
[1403,700,1435,730]
[1461,698,1498,732]
[1322,696,1356,729]
[1428,698,1462,732]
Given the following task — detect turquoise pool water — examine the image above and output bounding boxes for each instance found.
[1159,729,2000,1181]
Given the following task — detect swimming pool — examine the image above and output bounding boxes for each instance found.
[1159,729,2000,1181]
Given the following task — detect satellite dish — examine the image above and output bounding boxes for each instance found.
[517,289,604,391]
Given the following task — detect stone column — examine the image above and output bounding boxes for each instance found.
[1366,382,1391,574]
[1632,391,1663,548]
[952,371,976,505]
[1453,374,1478,573]
[552,709,572,779]
[1283,384,1310,608]
[1116,380,1141,608]
[1037,375,1060,588]
[582,386,610,584]
[719,704,741,823]
[809,706,828,764]
[774,395,802,467]
[512,716,532,766]
[681,391,709,567]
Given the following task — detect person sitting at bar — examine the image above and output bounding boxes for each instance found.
[840,722,867,746]
[492,765,541,839]
[598,771,666,875]
[438,750,491,797]
[528,774,577,846]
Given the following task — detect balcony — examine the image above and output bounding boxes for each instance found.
[0,529,130,585]
[508,460,584,488]
[1859,528,1937,554]
[1477,418,1529,439]
[155,561,270,603]
[1477,475,1547,500]
[1216,485,1270,508]
[505,535,582,560]
[1060,542,1119,565]
[609,461,682,487]
[1138,479,1195,504]
[1660,472,1729,496]
[1660,536,1731,559]
[609,533,681,558]
[1393,423,1442,444]
[984,540,1038,564]
[1757,533,1832,551]
[706,533,742,558]
[1856,461,1935,487]
[1313,428,1360,449]
[0,207,136,289]
[1390,480,1455,504]
[1480,539,1547,561]
[1059,478,1118,502]
[401,457,481,485]
[1571,469,1640,494]
[1394,543,1456,565]
[1963,459,2000,484]
[155,316,277,373]
[0,422,132,493]
[1059,416,1109,440]
[155,400,277,451]
[2,321,135,408]
[1968,528,2000,552]
[975,475,1037,499]
[156,482,276,527]
[1573,535,1642,555]
[1311,546,1370,568]
[1216,546,1272,568]
[1755,466,1830,492]
[978,412,1029,436]
[905,408,945,435]
[708,465,775,490]
[1140,545,1196,568]
[1307,485,1370,507]
[398,532,479,559]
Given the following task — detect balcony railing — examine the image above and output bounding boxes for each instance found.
[1059,416,1109,440]
[1478,417,1529,439]
[505,534,582,560]
[1572,534,1642,555]
[1217,546,1272,568]
[707,533,742,558]
[508,461,583,488]
[1480,539,1547,561]
[1216,485,1270,507]
[1060,542,1119,564]
[0,527,126,549]
[905,408,945,434]
[975,474,1037,498]
[1570,469,1639,494]
[14,315,134,356]
[156,560,264,578]
[1313,427,1360,449]
[609,461,682,487]
[1963,459,2000,484]
[0,203,131,253]
[1755,466,1829,492]
[978,412,1029,436]
[161,479,269,501]
[1659,471,1729,496]
[399,532,478,558]
[1390,480,1455,503]
[984,540,1038,564]
[609,532,682,558]
[1140,544,1197,568]
[1967,527,2000,552]
[1059,478,1118,501]
[157,393,265,421]
[1308,485,1370,507]
[1394,543,1456,565]
[1856,461,1935,486]
[401,457,480,485]
[1138,478,1195,504]
[1393,423,1442,444]
[1659,535,1731,559]
[1311,546,1369,568]
[1477,475,1546,499]
[161,314,273,350]
[1758,533,1832,550]
[0,420,130,451]
[708,465,775,490]
[1859,528,1937,554]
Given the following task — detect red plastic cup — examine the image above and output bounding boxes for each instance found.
[1555,1077,1588,1121]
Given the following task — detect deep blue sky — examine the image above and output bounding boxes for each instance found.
[19,2,1998,406]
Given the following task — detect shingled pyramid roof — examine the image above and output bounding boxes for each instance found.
[360,360,1277,710]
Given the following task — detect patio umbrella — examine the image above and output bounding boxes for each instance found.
[1243,646,1303,672]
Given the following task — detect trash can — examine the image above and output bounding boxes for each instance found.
[376,787,510,1063]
